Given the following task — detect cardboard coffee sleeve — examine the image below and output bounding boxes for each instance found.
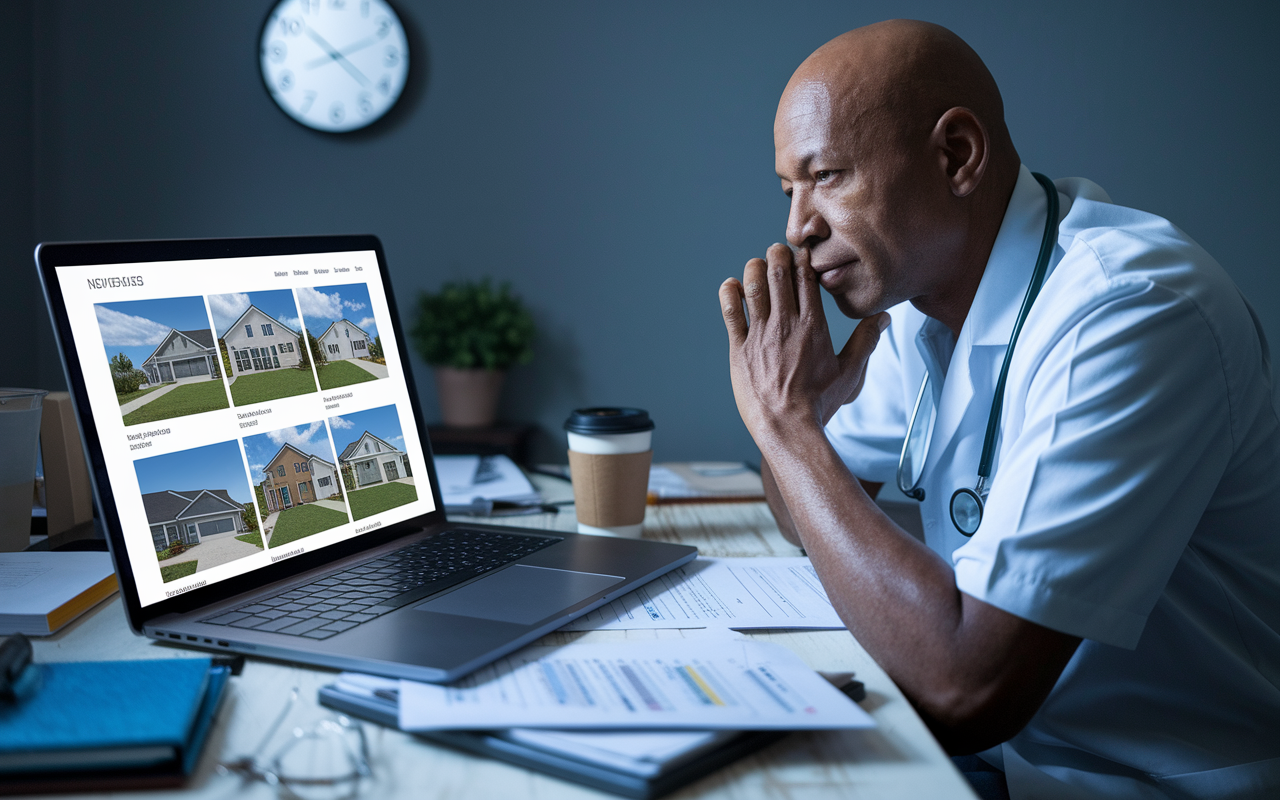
[567,449,652,528]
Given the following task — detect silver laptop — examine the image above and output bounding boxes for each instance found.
[36,235,695,682]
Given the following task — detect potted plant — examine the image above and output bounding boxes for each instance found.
[410,279,535,428]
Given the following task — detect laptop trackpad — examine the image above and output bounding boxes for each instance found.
[413,565,624,626]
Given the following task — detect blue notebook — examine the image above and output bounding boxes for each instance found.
[0,658,228,790]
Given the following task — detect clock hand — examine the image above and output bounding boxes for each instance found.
[303,25,371,87]
[303,34,381,70]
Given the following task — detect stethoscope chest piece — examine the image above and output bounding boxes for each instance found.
[949,477,987,537]
[894,172,1060,538]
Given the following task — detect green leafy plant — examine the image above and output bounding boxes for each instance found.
[109,352,147,394]
[411,279,535,370]
[306,331,327,368]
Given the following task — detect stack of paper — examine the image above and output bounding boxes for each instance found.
[323,641,873,793]
[397,640,871,731]
[435,454,542,510]
[647,463,765,504]
[0,551,118,636]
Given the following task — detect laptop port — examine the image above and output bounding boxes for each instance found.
[217,641,229,647]
[168,633,180,639]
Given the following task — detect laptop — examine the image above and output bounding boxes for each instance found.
[36,235,696,683]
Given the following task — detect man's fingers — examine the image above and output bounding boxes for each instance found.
[719,278,748,346]
[794,252,824,324]
[742,257,771,326]
[765,243,798,317]
[837,312,891,376]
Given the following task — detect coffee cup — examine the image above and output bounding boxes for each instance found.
[565,408,653,538]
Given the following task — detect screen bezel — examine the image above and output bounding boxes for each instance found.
[36,234,448,632]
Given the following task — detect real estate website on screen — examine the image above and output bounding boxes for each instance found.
[55,250,434,608]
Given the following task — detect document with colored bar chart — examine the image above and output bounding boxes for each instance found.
[558,557,846,631]
[396,640,875,731]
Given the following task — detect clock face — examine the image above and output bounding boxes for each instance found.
[260,0,409,133]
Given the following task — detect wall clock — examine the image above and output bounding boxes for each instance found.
[260,0,410,133]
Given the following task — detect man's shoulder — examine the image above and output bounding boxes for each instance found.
[1032,179,1271,444]
[1048,179,1250,342]
[1056,178,1220,289]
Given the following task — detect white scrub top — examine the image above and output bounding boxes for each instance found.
[825,166,1280,799]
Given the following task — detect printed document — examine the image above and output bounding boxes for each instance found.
[435,454,541,506]
[397,640,874,731]
[559,557,845,631]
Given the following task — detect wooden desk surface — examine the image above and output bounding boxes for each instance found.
[19,500,975,800]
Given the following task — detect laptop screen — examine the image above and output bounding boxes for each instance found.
[50,246,435,608]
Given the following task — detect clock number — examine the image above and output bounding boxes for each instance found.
[300,91,317,114]
[298,0,319,14]
[278,70,294,92]
[383,46,399,67]
[328,0,346,8]
[358,92,373,116]
[361,0,370,17]
[277,17,302,36]
[377,75,391,96]
[377,17,391,37]
[268,41,287,63]
[329,102,345,124]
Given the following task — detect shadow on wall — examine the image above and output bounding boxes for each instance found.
[496,310,587,462]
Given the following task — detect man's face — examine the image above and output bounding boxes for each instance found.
[774,81,946,320]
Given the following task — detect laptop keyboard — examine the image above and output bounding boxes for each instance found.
[199,529,561,640]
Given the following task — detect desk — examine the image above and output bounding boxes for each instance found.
[17,499,976,800]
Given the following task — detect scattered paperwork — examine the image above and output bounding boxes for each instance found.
[396,640,874,731]
[333,673,744,777]
[560,557,845,632]
[436,454,541,509]
[647,462,765,503]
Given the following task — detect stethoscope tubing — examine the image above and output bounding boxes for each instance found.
[895,172,1061,535]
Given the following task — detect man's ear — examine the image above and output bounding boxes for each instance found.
[931,107,989,198]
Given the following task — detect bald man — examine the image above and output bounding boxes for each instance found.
[720,20,1280,800]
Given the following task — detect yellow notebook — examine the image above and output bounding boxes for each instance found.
[0,551,118,636]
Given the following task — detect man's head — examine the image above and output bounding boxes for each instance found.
[775,20,1020,328]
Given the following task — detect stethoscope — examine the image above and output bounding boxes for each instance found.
[896,172,1060,536]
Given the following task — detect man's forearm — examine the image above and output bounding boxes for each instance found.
[760,422,1079,753]
[763,456,882,548]
[761,458,802,547]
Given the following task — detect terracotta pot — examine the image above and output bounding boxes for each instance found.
[434,366,505,428]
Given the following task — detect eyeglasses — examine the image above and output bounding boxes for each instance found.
[218,687,374,800]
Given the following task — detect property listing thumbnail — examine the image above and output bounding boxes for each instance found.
[134,440,262,584]
[95,297,230,426]
[329,405,416,521]
[242,421,350,549]
[296,283,388,390]
[208,289,318,406]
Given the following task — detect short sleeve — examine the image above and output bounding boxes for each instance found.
[824,307,912,485]
[953,277,1234,649]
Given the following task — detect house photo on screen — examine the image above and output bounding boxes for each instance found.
[242,420,350,549]
[296,284,387,391]
[208,289,318,406]
[94,297,231,426]
[329,405,416,521]
[133,440,262,584]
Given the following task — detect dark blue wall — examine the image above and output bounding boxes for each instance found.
[8,1,1279,462]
